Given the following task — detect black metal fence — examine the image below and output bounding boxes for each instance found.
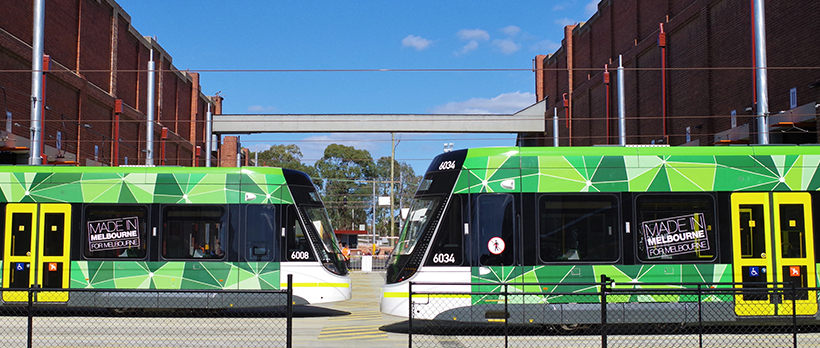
[0,276,293,348]
[409,277,820,348]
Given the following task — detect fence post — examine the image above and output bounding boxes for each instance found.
[792,282,797,348]
[601,275,611,348]
[408,281,413,348]
[504,283,508,348]
[27,286,34,348]
[698,284,703,348]
[287,274,293,348]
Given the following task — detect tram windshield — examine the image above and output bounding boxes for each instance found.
[394,196,442,255]
[303,205,341,256]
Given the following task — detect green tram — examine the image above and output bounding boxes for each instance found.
[0,166,350,308]
[381,146,820,323]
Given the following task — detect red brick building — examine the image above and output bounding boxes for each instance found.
[527,0,820,147]
[0,0,220,166]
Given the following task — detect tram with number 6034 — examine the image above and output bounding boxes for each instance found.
[0,165,350,309]
[381,146,820,324]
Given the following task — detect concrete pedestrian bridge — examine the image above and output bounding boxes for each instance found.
[212,100,546,134]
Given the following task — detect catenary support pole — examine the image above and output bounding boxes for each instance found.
[753,0,769,144]
[29,0,45,165]
[205,105,212,167]
[553,107,559,147]
[617,55,626,146]
[146,49,156,165]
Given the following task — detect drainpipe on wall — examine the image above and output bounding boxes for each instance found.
[604,65,611,144]
[618,55,627,146]
[659,23,668,143]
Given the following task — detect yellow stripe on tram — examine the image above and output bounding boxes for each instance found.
[383,292,470,299]
[280,282,350,288]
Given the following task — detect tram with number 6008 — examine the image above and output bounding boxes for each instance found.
[381,146,820,324]
[0,166,350,309]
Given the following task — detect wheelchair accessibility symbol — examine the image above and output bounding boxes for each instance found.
[15,262,25,271]
[749,266,766,277]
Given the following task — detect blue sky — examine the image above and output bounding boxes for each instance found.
[118,0,597,173]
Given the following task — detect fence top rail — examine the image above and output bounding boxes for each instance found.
[409,281,801,287]
[409,281,800,289]
[410,288,820,297]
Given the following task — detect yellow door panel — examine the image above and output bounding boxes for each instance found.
[2,204,71,303]
[772,193,816,316]
[731,192,817,317]
[731,193,774,316]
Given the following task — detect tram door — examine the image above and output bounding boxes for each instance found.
[2,203,71,302]
[731,192,816,316]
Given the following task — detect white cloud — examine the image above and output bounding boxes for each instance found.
[492,39,521,55]
[247,105,278,112]
[402,35,432,50]
[585,0,599,16]
[458,40,480,55]
[500,25,521,37]
[428,92,536,114]
[457,29,490,41]
[555,17,576,27]
[530,40,561,52]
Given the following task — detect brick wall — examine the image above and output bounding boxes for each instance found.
[0,0,215,166]
[533,0,820,146]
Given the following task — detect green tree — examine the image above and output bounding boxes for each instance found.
[250,144,317,177]
[314,144,376,232]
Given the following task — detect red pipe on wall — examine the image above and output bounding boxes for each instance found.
[659,23,668,143]
[160,127,168,165]
[40,55,50,164]
[113,99,121,166]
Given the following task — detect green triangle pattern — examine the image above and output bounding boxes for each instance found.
[468,264,734,305]
[0,166,289,204]
[455,147,820,193]
[70,261,280,290]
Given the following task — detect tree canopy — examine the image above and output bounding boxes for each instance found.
[248,143,420,238]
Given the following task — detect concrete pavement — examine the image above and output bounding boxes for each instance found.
[292,271,409,348]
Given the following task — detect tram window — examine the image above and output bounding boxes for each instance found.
[285,205,316,261]
[779,204,806,259]
[739,204,766,259]
[476,194,516,266]
[245,205,276,262]
[538,195,619,262]
[426,195,463,266]
[635,194,716,262]
[162,206,226,259]
[84,205,148,259]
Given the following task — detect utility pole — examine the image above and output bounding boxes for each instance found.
[390,133,395,238]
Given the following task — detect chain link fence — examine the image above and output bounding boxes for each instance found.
[409,278,820,348]
[0,277,293,348]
